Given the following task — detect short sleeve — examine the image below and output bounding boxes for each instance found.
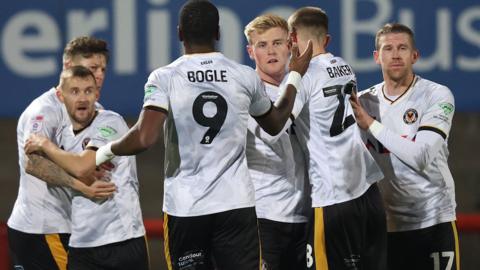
[419,86,455,139]
[249,72,272,117]
[24,106,63,140]
[143,69,170,111]
[87,114,128,149]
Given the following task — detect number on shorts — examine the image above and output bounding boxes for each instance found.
[430,251,454,270]
[192,91,228,144]
[306,244,314,268]
[324,81,356,137]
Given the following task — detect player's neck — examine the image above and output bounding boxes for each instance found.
[311,44,327,58]
[384,73,416,96]
[183,43,217,55]
[71,111,98,135]
[312,48,327,58]
[257,69,286,87]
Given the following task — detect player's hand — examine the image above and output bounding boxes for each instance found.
[24,134,49,154]
[79,162,115,186]
[94,162,115,181]
[349,90,374,130]
[81,180,117,200]
[289,40,313,76]
[98,161,115,171]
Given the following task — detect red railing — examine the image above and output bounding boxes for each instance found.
[1,214,480,269]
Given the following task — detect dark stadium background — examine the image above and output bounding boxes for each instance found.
[0,0,479,269]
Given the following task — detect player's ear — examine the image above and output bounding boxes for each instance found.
[373,50,380,65]
[412,49,419,64]
[246,44,255,60]
[323,34,331,49]
[63,59,71,70]
[289,29,297,43]
[177,26,183,42]
[56,88,65,103]
[287,37,292,50]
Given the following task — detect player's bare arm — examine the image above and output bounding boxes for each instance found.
[25,133,97,179]
[109,107,167,156]
[25,154,116,200]
[254,40,313,135]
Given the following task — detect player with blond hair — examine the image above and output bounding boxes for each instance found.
[244,14,310,270]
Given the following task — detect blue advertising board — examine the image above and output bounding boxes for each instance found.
[1,0,479,116]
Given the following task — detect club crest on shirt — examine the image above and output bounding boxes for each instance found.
[403,108,418,124]
[82,138,91,150]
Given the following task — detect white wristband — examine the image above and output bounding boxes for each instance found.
[286,71,302,92]
[96,142,115,166]
[368,120,384,137]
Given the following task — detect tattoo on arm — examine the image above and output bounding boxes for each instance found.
[26,154,75,188]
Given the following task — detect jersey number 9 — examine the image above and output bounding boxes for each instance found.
[192,91,228,144]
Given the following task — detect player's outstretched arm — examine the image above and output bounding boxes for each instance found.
[254,41,312,135]
[96,108,167,166]
[25,134,97,179]
[350,90,448,171]
[26,154,116,200]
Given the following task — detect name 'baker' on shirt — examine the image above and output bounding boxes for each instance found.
[326,64,353,78]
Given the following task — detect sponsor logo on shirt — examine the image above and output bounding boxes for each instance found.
[403,108,418,124]
[439,102,454,116]
[30,115,44,132]
[98,126,117,138]
[144,84,157,98]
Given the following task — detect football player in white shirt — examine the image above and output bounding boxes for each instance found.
[93,1,312,269]
[244,14,309,270]
[25,66,148,270]
[287,7,387,270]
[350,23,459,270]
[7,37,115,270]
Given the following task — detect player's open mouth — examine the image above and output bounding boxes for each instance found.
[267,59,278,64]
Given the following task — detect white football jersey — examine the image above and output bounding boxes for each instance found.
[144,52,272,217]
[8,88,72,234]
[360,76,456,232]
[246,80,309,223]
[291,53,384,207]
[59,110,145,247]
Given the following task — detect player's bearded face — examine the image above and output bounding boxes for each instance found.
[248,27,290,81]
[62,77,99,128]
[376,33,418,81]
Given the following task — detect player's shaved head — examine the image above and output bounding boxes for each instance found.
[59,65,96,91]
[179,0,219,45]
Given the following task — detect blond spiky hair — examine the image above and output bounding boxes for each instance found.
[244,14,288,44]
